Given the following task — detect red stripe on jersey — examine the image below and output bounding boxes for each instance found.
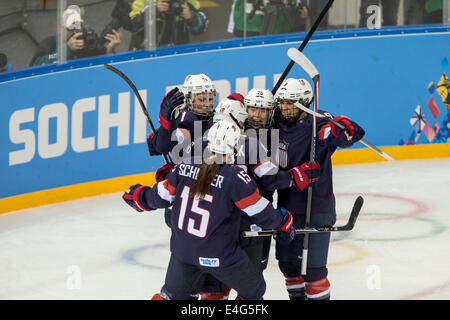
[163,179,176,195]
[235,189,262,210]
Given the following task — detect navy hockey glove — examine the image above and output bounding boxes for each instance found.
[146,133,162,156]
[289,162,321,191]
[123,184,154,212]
[155,162,175,182]
[159,88,185,131]
[275,208,295,244]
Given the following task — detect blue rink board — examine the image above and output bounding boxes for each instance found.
[1,27,449,198]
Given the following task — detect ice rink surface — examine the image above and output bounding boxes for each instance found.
[1,158,449,300]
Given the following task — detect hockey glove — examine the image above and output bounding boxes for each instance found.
[146,133,161,156]
[320,116,365,142]
[122,184,154,212]
[155,162,175,183]
[289,162,321,191]
[159,88,185,131]
[275,208,295,244]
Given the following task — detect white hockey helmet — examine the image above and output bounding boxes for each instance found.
[275,78,313,108]
[244,88,275,129]
[213,98,248,128]
[207,120,241,155]
[244,88,274,109]
[180,74,216,117]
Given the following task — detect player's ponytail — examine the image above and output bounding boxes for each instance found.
[190,154,224,199]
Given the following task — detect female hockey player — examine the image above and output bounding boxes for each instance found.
[147,73,216,161]
[269,78,366,300]
[122,120,295,300]
[196,89,321,300]
[146,73,217,227]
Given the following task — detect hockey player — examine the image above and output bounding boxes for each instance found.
[197,89,320,300]
[213,96,248,129]
[269,78,366,300]
[148,73,216,161]
[122,121,295,300]
[147,73,217,227]
[242,88,321,276]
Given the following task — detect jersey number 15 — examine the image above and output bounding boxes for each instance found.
[177,186,213,238]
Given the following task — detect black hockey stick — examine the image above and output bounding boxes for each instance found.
[271,0,334,95]
[287,48,395,162]
[104,64,170,164]
[284,48,321,275]
[243,196,364,237]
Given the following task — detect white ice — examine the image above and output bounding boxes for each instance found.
[1,158,449,300]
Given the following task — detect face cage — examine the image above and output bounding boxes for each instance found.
[185,91,217,118]
[244,106,274,130]
[274,97,312,126]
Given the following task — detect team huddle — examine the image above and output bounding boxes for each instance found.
[122,73,365,300]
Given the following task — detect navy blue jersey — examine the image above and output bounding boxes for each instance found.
[235,135,278,233]
[148,109,212,159]
[271,110,362,216]
[142,161,283,268]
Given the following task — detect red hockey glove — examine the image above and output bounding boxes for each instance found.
[155,162,175,182]
[289,162,321,191]
[319,116,365,142]
[122,184,153,212]
[275,208,295,244]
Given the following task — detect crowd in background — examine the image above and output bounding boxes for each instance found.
[0,0,446,73]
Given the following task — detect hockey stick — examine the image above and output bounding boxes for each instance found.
[272,0,335,95]
[104,64,170,164]
[243,196,364,237]
[284,48,321,275]
[294,102,395,161]
[287,48,395,162]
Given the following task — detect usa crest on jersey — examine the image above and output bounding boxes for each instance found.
[277,140,289,168]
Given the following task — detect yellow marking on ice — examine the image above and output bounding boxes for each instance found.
[267,241,368,269]
[327,241,368,267]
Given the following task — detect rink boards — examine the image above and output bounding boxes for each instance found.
[1,27,449,212]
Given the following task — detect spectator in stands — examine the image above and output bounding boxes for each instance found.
[0,53,13,73]
[29,6,122,66]
[308,0,329,30]
[229,0,310,37]
[125,0,208,50]
[359,0,400,28]
[423,0,444,24]
[403,0,426,25]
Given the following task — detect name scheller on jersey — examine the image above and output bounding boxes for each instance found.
[178,164,224,189]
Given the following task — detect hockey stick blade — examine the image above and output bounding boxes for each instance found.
[287,48,319,81]
[243,196,364,237]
